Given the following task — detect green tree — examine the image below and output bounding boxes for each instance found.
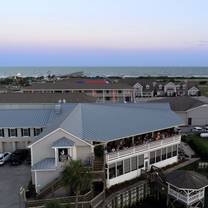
[45,200,61,208]
[62,160,92,208]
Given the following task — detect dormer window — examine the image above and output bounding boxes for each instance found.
[34,128,43,136]
[159,84,162,90]
[0,129,4,137]
[146,85,150,89]
[8,128,17,137]
[21,128,31,137]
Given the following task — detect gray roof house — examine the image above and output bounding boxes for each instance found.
[28,103,183,192]
[149,97,208,126]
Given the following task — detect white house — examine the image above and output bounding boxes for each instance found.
[28,103,183,193]
[149,97,208,126]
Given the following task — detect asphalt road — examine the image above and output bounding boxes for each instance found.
[0,164,31,208]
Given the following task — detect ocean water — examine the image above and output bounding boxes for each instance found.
[0,67,208,78]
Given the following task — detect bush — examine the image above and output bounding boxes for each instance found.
[26,180,36,199]
[94,145,104,158]
[187,135,208,160]
[45,200,61,208]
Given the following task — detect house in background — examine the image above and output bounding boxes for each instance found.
[28,103,182,193]
[149,97,208,126]
[21,78,134,103]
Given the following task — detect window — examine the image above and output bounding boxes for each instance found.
[117,161,123,176]
[162,147,167,160]
[188,118,192,125]
[156,149,161,162]
[138,154,144,168]
[96,90,103,93]
[124,158,131,174]
[150,151,155,165]
[109,163,116,179]
[173,145,177,156]
[34,128,43,136]
[131,156,137,171]
[8,128,17,137]
[0,129,4,137]
[159,84,162,90]
[167,146,172,158]
[21,128,30,137]
[58,148,68,162]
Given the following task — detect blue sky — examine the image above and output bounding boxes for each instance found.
[0,0,208,66]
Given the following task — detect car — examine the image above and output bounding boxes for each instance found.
[0,152,11,165]
[203,126,208,132]
[9,149,29,165]
[192,126,203,132]
[200,133,208,138]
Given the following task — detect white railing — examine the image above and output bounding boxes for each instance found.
[168,189,188,203]
[168,189,204,205]
[188,191,204,204]
[106,135,181,162]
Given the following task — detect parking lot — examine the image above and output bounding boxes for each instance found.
[0,164,31,208]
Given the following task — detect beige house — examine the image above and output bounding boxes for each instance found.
[28,103,183,193]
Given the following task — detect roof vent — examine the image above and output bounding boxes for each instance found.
[55,104,62,114]
[63,99,66,103]
[58,99,62,104]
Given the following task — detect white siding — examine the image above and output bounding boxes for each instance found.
[31,128,92,165]
[187,105,208,126]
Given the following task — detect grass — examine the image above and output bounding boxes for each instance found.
[199,85,208,96]
[182,134,208,161]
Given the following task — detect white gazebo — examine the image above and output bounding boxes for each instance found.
[166,170,208,208]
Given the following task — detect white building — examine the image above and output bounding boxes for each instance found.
[27,103,183,193]
[149,97,208,126]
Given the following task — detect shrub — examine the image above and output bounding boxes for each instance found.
[94,145,104,158]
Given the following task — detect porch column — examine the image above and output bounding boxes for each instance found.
[0,142,3,153]
[55,148,58,167]
[12,142,16,151]
[132,136,135,146]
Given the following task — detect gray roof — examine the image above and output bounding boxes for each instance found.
[32,158,55,171]
[0,92,96,103]
[52,137,74,148]
[166,170,208,189]
[0,108,52,128]
[148,96,205,111]
[32,103,183,143]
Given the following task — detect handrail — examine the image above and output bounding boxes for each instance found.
[106,135,181,162]
[90,191,105,208]
[26,190,93,207]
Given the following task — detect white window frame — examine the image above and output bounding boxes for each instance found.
[9,128,17,137]
[21,128,30,137]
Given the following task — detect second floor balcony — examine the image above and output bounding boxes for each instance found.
[105,128,181,162]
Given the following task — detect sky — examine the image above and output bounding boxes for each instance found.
[0,0,208,66]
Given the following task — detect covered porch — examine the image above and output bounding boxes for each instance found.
[105,128,180,162]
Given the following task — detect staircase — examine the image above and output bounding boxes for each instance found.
[92,158,105,182]
[93,158,104,171]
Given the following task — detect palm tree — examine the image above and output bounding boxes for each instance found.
[62,160,92,208]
